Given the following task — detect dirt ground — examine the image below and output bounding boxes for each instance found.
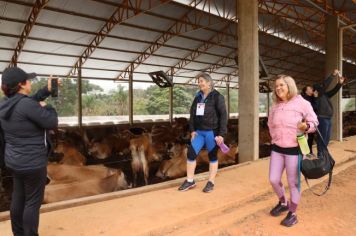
[206,164,356,236]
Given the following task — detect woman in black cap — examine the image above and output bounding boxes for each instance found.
[0,67,58,236]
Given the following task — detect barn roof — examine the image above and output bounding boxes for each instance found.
[0,0,355,94]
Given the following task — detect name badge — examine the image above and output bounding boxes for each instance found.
[196,103,205,116]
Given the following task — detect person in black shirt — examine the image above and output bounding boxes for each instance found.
[178,73,227,193]
[0,67,58,236]
[301,85,317,154]
[313,69,345,157]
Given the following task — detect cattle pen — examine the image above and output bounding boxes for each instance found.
[1,136,356,235]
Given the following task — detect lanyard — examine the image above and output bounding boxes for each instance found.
[199,95,208,103]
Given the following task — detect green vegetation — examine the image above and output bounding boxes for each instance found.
[343,98,356,112]
[28,79,201,116]
[5,77,344,116]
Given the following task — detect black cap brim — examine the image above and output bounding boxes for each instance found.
[27,73,37,80]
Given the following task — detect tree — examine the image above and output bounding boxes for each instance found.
[343,98,356,112]
[82,80,103,94]
[30,78,77,116]
[229,88,238,113]
[146,86,169,114]
[107,85,129,115]
[173,85,194,114]
[133,88,149,115]
[144,85,196,115]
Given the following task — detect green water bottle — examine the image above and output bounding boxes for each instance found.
[297,133,310,155]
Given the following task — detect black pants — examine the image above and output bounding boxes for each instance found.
[307,133,315,154]
[10,167,47,236]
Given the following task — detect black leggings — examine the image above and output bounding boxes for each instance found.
[10,167,47,236]
[187,145,219,162]
[307,133,315,154]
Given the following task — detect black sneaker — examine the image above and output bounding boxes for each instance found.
[202,181,214,193]
[270,201,289,217]
[178,180,196,191]
[281,211,298,227]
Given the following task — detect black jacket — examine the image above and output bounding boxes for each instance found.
[313,75,342,118]
[301,94,317,113]
[189,89,227,137]
[0,87,58,171]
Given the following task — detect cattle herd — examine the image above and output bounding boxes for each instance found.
[0,113,355,209]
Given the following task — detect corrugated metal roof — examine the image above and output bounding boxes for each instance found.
[0,0,354,94]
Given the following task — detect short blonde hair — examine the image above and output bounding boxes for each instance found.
[272,75,298,103]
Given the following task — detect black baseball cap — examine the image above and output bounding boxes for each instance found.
[1,67,37,87]
[313,83,323,92]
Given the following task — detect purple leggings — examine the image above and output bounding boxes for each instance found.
[269,151,300,212]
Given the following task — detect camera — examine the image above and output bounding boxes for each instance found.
[51,78,58,97]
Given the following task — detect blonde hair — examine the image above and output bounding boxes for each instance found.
[272,75,298,103]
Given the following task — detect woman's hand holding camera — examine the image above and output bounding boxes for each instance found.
[47,75,62,92]
[47,75,54,92]
[332,69,345,85]
[332,69,339,77]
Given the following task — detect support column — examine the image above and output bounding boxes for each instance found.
[169,86,173,123]
[267,92,270,116]
[237,0,259,162]
[129,64,133,125]
[77,65,82,129]
[325,15,342,141]
[226,82,230,117]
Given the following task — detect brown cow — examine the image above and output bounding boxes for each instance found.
[86,130,134,159]
[130,133,160,186]
[156,143,238,179]
[155,143,187,179]
[259,117,271,144]
[197,144,238,165]
[53,141,86,166]
[47,163,117,184]
[43,169,128,203]
[171,117,190,141]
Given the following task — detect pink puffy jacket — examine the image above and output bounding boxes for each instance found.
[268,95,318,148]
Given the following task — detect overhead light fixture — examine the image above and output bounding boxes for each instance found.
[148,70,173,88]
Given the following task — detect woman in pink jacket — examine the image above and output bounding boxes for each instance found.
[268,75,318,227]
